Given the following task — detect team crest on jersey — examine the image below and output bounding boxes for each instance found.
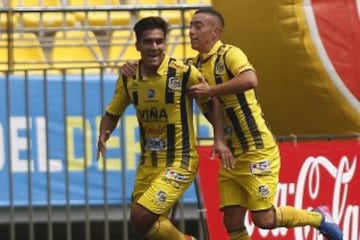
[155,190,167,204]
[215,62,225,74]
[147,89,155,98]
[258,185,270,198]
[168,77,182,90]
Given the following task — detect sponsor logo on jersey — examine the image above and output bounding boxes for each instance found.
[169,60,188,71]
[139,108,168,121]
[144,127,166,134]
[165,169,188,182]
[168,77,182,91]
[250,160,271,175]
[145,137,167,151]
[147,89,155,98]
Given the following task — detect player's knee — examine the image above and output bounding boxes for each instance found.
[223,206,246,231]
[130,204,158,234]
[252,209,276,229]
[253,217,275,229]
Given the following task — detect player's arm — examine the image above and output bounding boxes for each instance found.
[206,70,257,97]
[189,48,257,98]
[205,96,235,169]
[97,112,120,160]
[190,70,235,169]
[97,76,131,160]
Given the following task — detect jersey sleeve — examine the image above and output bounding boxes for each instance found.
[225,47,255,76]
[105,76,131,116]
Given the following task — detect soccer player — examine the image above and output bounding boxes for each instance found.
[97,16,232,240]
[186,8,343,240]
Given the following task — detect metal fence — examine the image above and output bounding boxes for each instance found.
[0,1,209,72]
[1,69,358,240]
[0,68,211,240]
[0,2,212,240]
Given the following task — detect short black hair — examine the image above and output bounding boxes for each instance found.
[195,8,225,28]
[133,16,169,41]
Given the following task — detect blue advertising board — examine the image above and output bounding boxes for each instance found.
[0,73,213,207]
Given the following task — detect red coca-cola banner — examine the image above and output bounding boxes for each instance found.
[197,139,360,240]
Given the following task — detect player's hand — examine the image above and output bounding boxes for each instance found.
[188,76,211,99]
[120,61,137,77]
[211,139,235,169]
[97,130,111,160]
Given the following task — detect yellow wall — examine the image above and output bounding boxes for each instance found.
[212,0,360,135]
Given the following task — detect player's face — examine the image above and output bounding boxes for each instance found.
[136,28,166,69]
[189,13,216,53]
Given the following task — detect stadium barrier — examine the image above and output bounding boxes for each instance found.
[0,69,212,240]
[198,136,360,240]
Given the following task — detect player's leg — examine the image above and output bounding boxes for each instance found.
[222,206,249,240]
[245,146,343,239]
[130,166,197,240]
[144,216,196,240]
[222,206,247,231]
[250,206,322,229]
[218,165,250,239]
[250,204,343,240]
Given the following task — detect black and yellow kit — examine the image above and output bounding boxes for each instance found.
[191,40,277,154]
[106,54,204,173]
[190,41,280,211]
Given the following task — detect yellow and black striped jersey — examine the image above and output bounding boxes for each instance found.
[191,41,277,154]
[106,54,204,172]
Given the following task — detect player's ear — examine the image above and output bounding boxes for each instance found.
[215,26,223,35]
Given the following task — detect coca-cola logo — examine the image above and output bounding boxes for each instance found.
[198,140,359,240]
[247,155,359,239]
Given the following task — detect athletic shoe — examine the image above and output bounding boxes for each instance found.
[314,206,343,240]
[184,234,197,240]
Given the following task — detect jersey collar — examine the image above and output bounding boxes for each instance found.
[157,54,170,75]
[199,40,223,62]
[138,54,170,80]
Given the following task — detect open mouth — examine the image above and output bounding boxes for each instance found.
[147,53,160,59]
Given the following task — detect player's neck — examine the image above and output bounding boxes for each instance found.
[139,63,158,77]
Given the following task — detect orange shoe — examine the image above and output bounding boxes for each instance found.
[184,235,197,240]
